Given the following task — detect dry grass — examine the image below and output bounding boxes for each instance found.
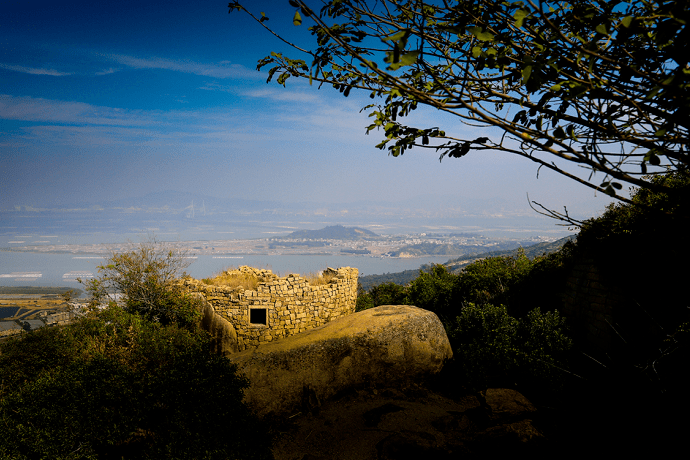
[202,271,262,290]
[202,267,337,289]
[302,270,337,286]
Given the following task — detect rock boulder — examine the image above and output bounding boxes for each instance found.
[229,305,452,417]
[198,301,239,355]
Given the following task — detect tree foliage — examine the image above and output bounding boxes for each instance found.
[405,264,457,322]
[230,0,689,203]
[355,281,407,311]
[447,303,572,391]
[81,238,202,328]
[0,306,272,460]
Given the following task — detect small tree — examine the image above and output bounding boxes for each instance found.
[82,238,201,327]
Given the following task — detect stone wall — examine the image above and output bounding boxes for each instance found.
[181,266,358,351]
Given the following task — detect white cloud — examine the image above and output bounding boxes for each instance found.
[95,67,120,76]
[242,87,320,103]
[0,94,153,126]
[0,63,72,76]
[107,54,260,79]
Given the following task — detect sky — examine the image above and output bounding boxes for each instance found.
[0,0,619,222]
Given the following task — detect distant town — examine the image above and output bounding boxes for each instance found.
[2,225,561,259]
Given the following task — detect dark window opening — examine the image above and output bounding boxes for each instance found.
[250,308,267,325]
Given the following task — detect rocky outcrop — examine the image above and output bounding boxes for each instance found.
[197,299,239,355]
[272,386,547,459]
[229,305,452,417]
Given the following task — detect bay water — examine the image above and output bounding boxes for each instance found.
[0,251,451,292]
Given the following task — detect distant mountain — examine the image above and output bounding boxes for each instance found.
[280,225,380,240]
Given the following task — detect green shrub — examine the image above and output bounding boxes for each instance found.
[0,306,272,460]
[405,264,457,321]
[455,248,533,307]
[514,308,572,389]
[356,281,408,312]
[447,303,519,390]
[447,303,572,392]
[355,282,375,311]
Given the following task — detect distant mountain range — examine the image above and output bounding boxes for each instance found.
[280,225,380,240]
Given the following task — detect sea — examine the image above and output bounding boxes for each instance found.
[0,221,568,292]
[0,251,451,292]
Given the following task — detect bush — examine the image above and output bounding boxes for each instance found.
[447,303,571,392]
[0,306,272,460]
[356,281,408,312]
[514,308,573,390]
[81,238,202,329]
[355,282,375,312]
[447,303,519,391]
[454,249,533,307]
[405,264,457,321]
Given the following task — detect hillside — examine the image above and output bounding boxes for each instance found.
[444,234,576,272]
[387,239,529,257]
[280,225,380,240]
[358,234,576,290]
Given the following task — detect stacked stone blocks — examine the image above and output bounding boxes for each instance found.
[181,266,358,351]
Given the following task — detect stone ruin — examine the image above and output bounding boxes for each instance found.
[180,265,358,351]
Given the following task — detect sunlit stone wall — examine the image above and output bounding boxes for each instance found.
[181,266,358,351]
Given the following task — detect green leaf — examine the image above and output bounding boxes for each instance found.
[645,151,661,165]
[553,127,566,139]
[514,9,529,28]
[512,110,526,123]
[293,10,302,26]
[566,125,576,139]
[654,128,667,136]
[621,16,633,28]
[468,26,494,42]
[387,51,419,70]
[602,184,616,196]
[522,65,532,83]
[550,83,562,91]
[595,23,608,35]
[383,30,408,42]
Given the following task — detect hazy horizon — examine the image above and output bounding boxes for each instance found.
[2,0,620,231]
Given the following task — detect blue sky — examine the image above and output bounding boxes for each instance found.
[0,0,618,222]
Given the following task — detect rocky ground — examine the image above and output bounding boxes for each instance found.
[267,384,552,460]
[265,371,686,460]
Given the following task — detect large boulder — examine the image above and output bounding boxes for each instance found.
[229,305,452,417]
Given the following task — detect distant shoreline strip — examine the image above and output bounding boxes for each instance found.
[0,272,42,278]
[212,256,244,259]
